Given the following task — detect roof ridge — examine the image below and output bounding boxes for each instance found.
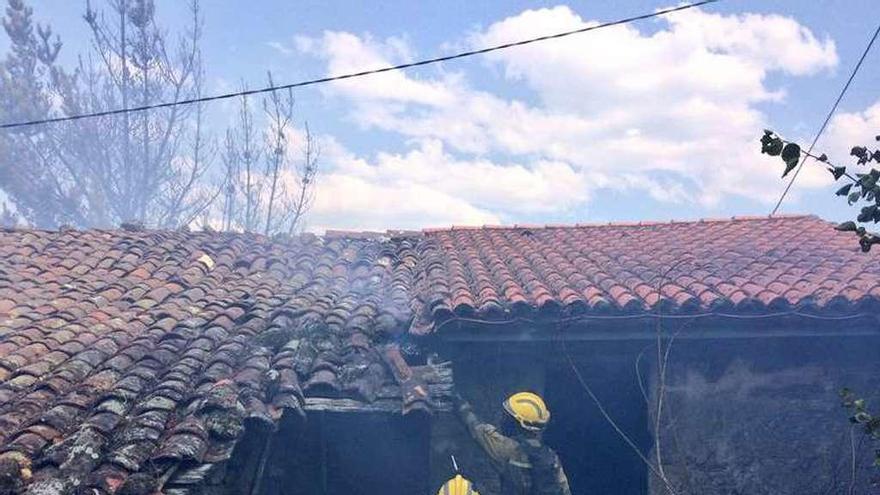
[321,229,424,239]
[1,214,821,238]
[420,214,818,233]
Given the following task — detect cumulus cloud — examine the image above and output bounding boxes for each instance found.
[785,100,880,194]
[290,5,838,229]
[305,136,587,231]
[822,101,880,158]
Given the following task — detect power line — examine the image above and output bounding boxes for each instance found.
[0,0,719,130]
[432,308,871,334]
[770,21,880,216]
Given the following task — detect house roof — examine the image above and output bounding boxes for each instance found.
[0,214,878,493]
[0,228,448,494]
[409,215,880,333]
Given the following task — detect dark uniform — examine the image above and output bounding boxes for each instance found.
[456,400,572,495]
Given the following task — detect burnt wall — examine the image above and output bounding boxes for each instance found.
[543,342,652,494]
[650,334,880,495]
[433,330,880,495]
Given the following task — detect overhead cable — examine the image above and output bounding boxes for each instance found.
[0,0,719,129]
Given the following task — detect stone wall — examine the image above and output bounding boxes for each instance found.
[650,334,880,495]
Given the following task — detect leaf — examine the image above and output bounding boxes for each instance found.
[858,205,878,222]
[852,146,868,159]
[781,142,800,163]
[836,183,853,196]
[835,221,858,232]
[832,166,847,180]
[780,143,801,177]
[849,191,861,205]
[860,234,880,252]
[761,135,784,156]
[818,153,828,162]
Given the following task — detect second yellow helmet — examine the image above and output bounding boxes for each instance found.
[437,474,479,495]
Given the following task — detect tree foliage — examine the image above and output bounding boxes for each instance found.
[218,75,318,236]
[0,0,70,228]
[760,130,880,252]
[0,0,214,228]
[0,0,319,233]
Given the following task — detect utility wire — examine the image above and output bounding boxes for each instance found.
[770,22,880,216]
[0,0,720,130]
[432,308,871,334]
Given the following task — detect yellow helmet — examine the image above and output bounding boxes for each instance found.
[503,391,550,431]
[437,474,479,495]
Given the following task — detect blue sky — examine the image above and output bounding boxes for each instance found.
[6,0,880,231]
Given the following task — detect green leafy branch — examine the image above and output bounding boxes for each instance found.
[840,388,880,468]
[760,130,880,252]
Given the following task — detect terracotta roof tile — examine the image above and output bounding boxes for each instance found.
[1,215,878,490]
[408,215,880,332]
[0,228,449,493]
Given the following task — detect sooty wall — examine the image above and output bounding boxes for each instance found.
[651,334,880,495]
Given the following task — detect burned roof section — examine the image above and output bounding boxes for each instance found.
[0,228,448,495]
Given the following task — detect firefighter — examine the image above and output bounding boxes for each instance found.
[453,391,572,495]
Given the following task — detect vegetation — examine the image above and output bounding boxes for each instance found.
[840,389,880,468]
[0,0,317,233]
[218,76,318,236]
[760,130,880,251]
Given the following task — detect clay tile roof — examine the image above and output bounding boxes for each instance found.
[1,215,878,491]
[0,228,446,494]
[407,215,880,333]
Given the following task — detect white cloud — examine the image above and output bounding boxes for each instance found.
[796,100,880,191]
[298,31,458,107]
[308,174,500,232]
[292,6,838,229]
[823,101,880,159]
[305,136,587,231]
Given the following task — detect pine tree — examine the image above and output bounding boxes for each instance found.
[0,0,215,229]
